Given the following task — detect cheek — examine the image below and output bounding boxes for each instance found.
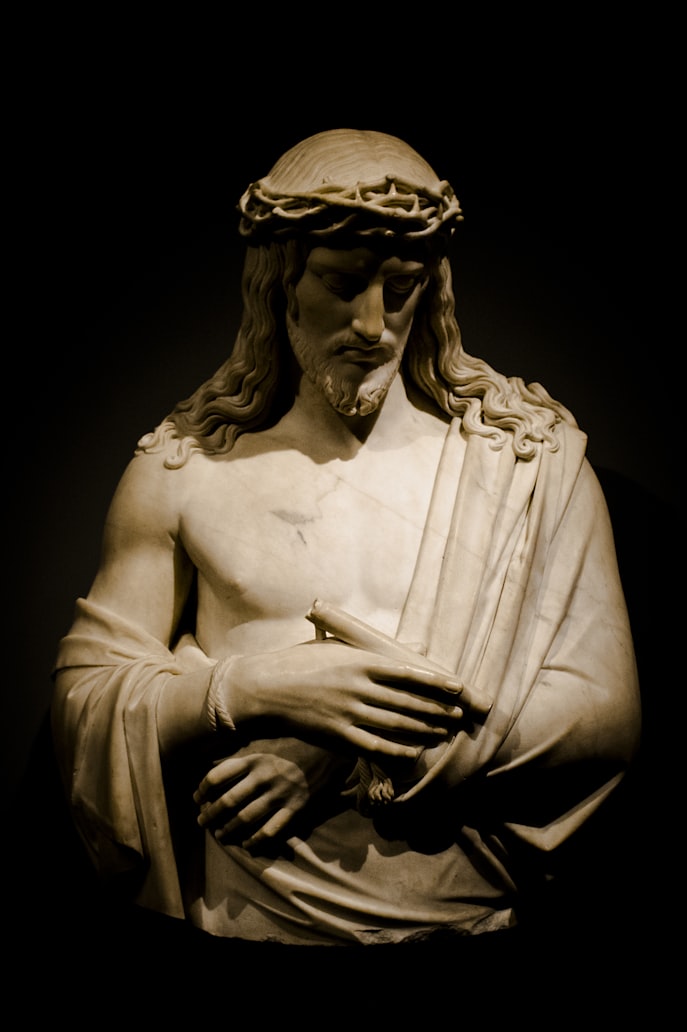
[388,292,424,339]
[293,280,336,333]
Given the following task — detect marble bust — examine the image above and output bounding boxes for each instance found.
[50,129,641,947]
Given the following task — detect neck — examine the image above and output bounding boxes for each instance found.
[280,372,418,459]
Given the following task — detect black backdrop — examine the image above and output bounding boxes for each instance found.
[5,37,679,1010]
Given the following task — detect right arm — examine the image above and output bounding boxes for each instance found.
[54,447,216,751]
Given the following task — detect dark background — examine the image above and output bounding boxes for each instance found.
[5,24,679,1011]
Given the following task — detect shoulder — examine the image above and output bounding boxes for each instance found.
[106,435,205,540]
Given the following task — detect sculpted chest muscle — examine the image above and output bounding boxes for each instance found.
[178,433,447,653]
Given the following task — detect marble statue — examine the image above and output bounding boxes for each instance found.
[51,129,641,946]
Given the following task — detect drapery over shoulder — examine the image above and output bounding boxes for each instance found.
[393,417,641,852]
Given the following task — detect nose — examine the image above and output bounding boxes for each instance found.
[351,282,385,342]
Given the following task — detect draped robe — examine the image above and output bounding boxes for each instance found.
[52,416,641,944]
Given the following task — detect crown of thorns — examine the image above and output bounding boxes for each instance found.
[238,174,463,240]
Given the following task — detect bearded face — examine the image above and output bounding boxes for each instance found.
[286,310,406,417]
[287,244,429,418]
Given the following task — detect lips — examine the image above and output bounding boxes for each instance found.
[335,344,392,364]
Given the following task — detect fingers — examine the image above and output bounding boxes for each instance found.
[355,678,464,724]
[208,796,274,844]
[196,780,254,827]
[194,752,310,848]
[372,659,461,695]
[356,699,461,739]
[194,756,250,804]
[241,809,295,850]
[340,687,468,758]
[343,726,425,760]
[198,786,301,851]
[370,660,492,717]
[196,769,280,842]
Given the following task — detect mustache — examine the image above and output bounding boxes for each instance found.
[332,337,395,358]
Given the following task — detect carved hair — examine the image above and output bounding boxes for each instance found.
[404,255,576,460]
[138,242,576,468]
[137,242,302,468]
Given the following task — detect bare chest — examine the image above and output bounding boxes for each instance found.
[180,435,449,649]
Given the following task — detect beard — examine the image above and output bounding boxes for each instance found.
[286,313,403,417]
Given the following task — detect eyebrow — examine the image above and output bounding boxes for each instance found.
[308,253,428,276]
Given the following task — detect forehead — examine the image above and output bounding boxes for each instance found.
[306,242,430,273]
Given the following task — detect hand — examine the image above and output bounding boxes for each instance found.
[217,638,471,760]
[193,738,345,850]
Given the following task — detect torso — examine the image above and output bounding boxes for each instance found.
[176,380,456,659]
[159,382,514,942]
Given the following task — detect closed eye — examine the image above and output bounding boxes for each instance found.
[322,273,367,299]
[385,274,425,295]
